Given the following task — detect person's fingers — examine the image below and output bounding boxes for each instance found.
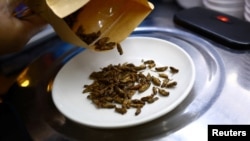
[5,0,21,13]
[0,1,48,55]
[18,14,48,39]
[11,1,48,38]
[6,0,22,12]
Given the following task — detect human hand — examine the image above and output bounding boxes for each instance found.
[0,0,48,99]
[0,0,47,55]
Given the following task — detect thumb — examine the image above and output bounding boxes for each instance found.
[13,2,48,38]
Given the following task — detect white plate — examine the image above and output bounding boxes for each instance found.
[52,37,195,129]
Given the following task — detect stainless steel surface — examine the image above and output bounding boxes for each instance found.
[2,1,250,141]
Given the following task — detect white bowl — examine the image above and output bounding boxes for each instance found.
[244,5,250,21]
[207,0,245,8]
[244,12,250,21]
[245,4,250,14]
[203,0,244,18]
[52,36,196,129]
[245,0,250,8]
[208,0,244,2]
[177,0,203,8]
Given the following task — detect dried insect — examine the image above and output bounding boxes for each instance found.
[117,43,123,55]
[161,79,170,88]
[155,66,168,72]
[142,60,156,69]
[73,25,123,54]
[120,74,134,83]
[135,107,141,116]
[129,84,142,90]
[96,37,110,46]
[158,73,169,79]
[151,76,161,86]
[131,99,145,105]
[141,94,158,104]
[135,64,146,71]
[158,88,170,96]
[143,60,155,64]
[129,90,137,98]
[167,81,177,88]
[95,39,116,51]
[115,107,127,115]
[148,63,156,69]
[101,103,116,108]
[76,26,101,45]
[64,9,81,28]
[130,103,144,108]
[147,97,159,103]
[82,60,179,116]
[138,83,151,93]
[146,73,152,81]
[122,99,131,109]
[152,86,158,95]
[170,66,179,74]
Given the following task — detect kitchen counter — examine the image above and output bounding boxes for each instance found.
[1,0,250,141]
